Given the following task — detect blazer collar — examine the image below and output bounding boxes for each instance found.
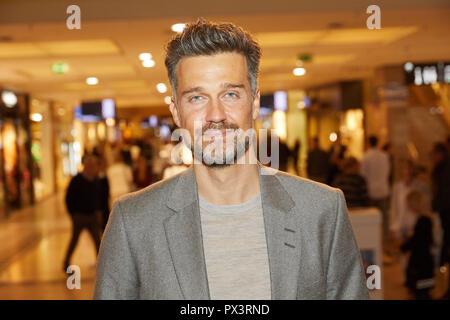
[166,163,295,215]
[165,166,197,213]
[163,163,298,300]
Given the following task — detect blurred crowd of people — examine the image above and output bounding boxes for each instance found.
[62,135,190,272]
[304,134,450,300]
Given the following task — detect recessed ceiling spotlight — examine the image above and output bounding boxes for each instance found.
[171,23,186,33]
[30,113,43,122]
[164,96,172,105]
[1,91,17,108]
[157,83,167,93]
[404,62,414,72]
[293,67,306,76]
[142,59,155,68]
[86,77,99,85]
[139,53,152,61]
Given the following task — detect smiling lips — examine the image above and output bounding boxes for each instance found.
[202,129,236,141]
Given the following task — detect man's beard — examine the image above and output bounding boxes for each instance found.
[191,122,251,169]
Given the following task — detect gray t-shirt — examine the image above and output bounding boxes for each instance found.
[199,193,271,300]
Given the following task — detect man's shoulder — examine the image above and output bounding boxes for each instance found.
[70,173,85,184]
[273,170,339,202]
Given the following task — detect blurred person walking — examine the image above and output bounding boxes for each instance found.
[383,142,394,187]
[390,160,430,243]
[97,152,110,231]
[327,134,346,185]
[430,142,450,299]
[390,160,431,285]
[63,153,103,271]
[331,157,369,208]
[291,139,301,176]
[106,150,134,203]
[401,190,435,300]
[133,155,153,189]
[307,137,329,183]
[278,139,290,172]
[360,136,392,261]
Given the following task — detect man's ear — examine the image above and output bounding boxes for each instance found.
[169,98,181,127]
[252,89,260,120]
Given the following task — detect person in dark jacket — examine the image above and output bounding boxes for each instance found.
[401,190,434,300]
[291,139,301,176]
[430,142,450,299]
[307,137,329,183]
[63,153,103,271]
[332,157,369,208]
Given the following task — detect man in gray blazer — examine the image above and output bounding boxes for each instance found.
[94,19,369,300]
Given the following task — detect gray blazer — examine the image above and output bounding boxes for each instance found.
[94,164,369,300]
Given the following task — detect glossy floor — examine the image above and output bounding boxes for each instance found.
[0,193,447,300]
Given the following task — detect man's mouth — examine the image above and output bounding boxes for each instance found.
[202,129,228,140]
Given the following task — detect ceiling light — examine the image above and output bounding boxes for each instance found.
[329,132,338,142]
[30,113,43,122]
[171,23,186,33]
[164,96,172,104]
[142,59,155,68]
[86,77,99,85]
[1,91,17,108]
[139,53,152,61]
[157,83,167,93]
[404,62,414,72]
[293,67,306,76]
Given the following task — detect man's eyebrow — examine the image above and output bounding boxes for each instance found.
[221,83,245,90]
[180,83,245,97]
[181,87,204,97]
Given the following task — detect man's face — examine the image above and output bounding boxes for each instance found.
[170,52,260,167]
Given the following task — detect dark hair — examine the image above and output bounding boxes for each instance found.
[342,156,359,171]
[82,152,99,163]
[368,136,378,147]
[433,142,448,156]
[164,19,261,97]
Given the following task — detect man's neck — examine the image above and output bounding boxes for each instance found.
[194,162,260,205]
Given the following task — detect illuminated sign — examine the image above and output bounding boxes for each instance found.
[404,62,450,85]
[51,62,69,74]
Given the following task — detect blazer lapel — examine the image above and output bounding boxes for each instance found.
[163,167,210,300]
[258,165,300,299]
[163,164,301,300]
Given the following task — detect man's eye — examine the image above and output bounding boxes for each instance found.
[190,96,203,102]
[224,92,238,99]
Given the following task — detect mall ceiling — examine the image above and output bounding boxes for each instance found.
[0,0,449,109]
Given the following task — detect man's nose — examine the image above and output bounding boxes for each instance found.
[205,99,227,123]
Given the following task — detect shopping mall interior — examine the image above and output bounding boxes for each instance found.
[0,0,449,300]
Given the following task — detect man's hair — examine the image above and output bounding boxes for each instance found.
[368,136,378,148]
[164,19,261,97]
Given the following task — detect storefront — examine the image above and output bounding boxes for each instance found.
[0,89,34,217]
[29,99,56,201]
[305,81,365,159]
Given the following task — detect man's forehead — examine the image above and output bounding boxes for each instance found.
[175,52,249,89]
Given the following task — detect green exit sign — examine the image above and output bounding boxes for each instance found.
[51,62,69,74]
[297,53,312,63]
